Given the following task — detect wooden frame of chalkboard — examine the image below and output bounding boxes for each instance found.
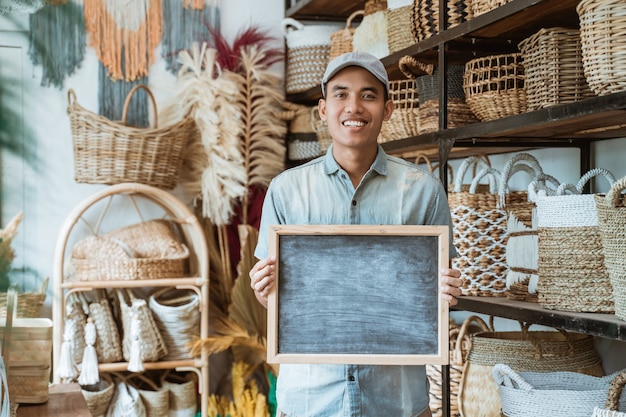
[267,224,450,365]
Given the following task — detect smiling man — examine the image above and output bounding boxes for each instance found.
[249,52,462,417]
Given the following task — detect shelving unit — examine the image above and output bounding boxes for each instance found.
[52,183,210,417]
[284,0,626,416]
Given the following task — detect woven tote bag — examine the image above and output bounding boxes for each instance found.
[449,157,508,296]
[595,176,626,321]
[89,290,123,364]
[533,168,616,313]
[493,364,626,417]
[458,324,604,417]
[329,10,364,61]
[593,371,626,417]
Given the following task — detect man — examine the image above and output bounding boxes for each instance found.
[250,52,462,417]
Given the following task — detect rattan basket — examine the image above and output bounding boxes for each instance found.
[577,0,626,96]
[518,27,595,111]
[0,277,47,319]
[329,10,364,61]
[68,85,195,190]
[387,1,415,54]
[464,53,527,121]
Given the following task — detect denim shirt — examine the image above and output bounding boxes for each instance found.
[255,145,457,417]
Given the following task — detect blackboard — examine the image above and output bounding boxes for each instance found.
[267,224,450,365]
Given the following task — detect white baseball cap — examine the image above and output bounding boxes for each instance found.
[321,52,390,97]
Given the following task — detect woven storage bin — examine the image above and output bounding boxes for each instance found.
[387,1,415,54]
[493,364,625,417]
[458,325,604,417]
[70,219,190,281]
[329,10,364,61]
[469,0,513,17]
[416,65,477,134]
[464,53,527,122]
[279,102,323,161]
[67,86,194,190]
[518,27,594,111]
[449,157,508,296]
[593,371,626,417]
[595,176,626,321]
[577,0,626,96]
[282,18,342,94]
[81,375,116,417]
[497,153,560,303]
[533,168,616,313]
[412,0,473,43]
[163,372,198,417]
[0,277,47,319]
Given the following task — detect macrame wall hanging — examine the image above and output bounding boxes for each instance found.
[161,0,221,74]
[28,0,86,88]
[98,62,149,128]
[84,0,162,82]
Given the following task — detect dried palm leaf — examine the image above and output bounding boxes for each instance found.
[188,317,266,358]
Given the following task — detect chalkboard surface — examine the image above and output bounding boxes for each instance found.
[267,225,449,365]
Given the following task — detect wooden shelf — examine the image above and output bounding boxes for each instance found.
[61,277,207,289]
[98,359,204,372]
[285,0,366,21]
[455,296,626,342]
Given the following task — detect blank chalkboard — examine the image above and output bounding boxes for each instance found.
[267,224,449,365]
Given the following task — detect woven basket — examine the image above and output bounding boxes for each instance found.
[329,10,364,61]
[449,157,508,296]
[282,18,342,94]
[312,109,332,153]
[593,371,626,417]
[469,0,512,17]
[533,168,616,313]
[464,53,527,122]
[89,290,124,363]
[497,153,560,303]
[68,86,194,190]
[577,0,626,96]
[0,276,47,319]
[70,219,190,281]
[279,102,323,161]
[353,0,389,58]
[130,373,169,417]
[518,27,595,111]
[493,364,625,417]
[387,2,416,54]
[149,288,200,360]
[458,325,604,417]
[163,372,198,417]
[594,176,626,321]
[81,375,116,417]
[412,0,473,43]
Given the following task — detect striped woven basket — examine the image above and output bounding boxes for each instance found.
[533,168,616,313]
[595,176,626,321]
[411,0,473,43]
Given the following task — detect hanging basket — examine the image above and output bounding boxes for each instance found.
[68,85,195,190]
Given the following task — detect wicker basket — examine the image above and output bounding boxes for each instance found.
[81,375,116,417]
[279,102,323,161]
[412,0,473,43]
[329,10,364,61]
[449,157,508,296]
[533,168,616,313]
[464,53,527,121]
[469,0,513,17]
[0,277,47,319]
[518,27,595,111]
[387,1,415,54]
[68,86,195,190]
[459,325,604,417]
[493,364,625,417]
[595,176,626,321]
[353,0,389,58]
[282,18,342,94]
[577,0,626,96]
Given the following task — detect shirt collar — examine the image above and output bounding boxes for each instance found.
[323,144,389,176]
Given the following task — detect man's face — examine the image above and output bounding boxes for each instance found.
[318,66,393,151]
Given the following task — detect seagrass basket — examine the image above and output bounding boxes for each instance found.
[411,0,473,43]
[329,10,364,61]
[0,277,47,319]
[518,27,595,111]
[81,375,116,417]
[387,1,415,54]
[68,85,195,190]
[577,0,626,96]
[469,0,513,17]
[464,53,527,121]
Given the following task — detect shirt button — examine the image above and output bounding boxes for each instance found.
[348,375,355,382]
[352,200,357,206]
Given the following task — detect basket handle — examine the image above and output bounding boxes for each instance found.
[453,315,491,365]
[528,173,566,200]
[398,55,434,79]
[606,176,626,208]
[67,88,77,107]
[281,17,304,36]
[492,363,534,391]
[452,155,491,192]
[121,84,158,128]
[413,152,433,172]
[575,168,616,194]
[469,167,500,194]
[345,10,364,29]
[498,153,544,202]
[605,370,626,411]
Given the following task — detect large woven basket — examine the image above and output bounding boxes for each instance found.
[518,27,595,111]
[387,1,415,54]
[533,168,616,313]
[464,53,527,122]
[282,18,342,94]
[329,10,364,61]
[594,176,626,321]
[493,364,625,417]
[449,157,508,296]
[68,85,195,190]
[577,0,626,96]
[458,325,604,417]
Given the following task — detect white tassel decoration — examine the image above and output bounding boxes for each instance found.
[78,318,99,385]
[127,314,144,372]
[57,318,78,381]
